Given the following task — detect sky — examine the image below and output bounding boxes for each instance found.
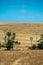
[0,0,43,22]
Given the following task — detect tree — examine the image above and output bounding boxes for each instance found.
[5,32,16,50]
[30,37,33,46]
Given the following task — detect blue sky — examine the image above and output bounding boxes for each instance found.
[0,0,43,22]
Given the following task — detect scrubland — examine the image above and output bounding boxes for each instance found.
[0,23,43,65]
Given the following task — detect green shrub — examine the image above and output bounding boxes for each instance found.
[0,43,1,48]
[6,40,14,50]
[4,32,20,50]
[37,34,43,49]
[38,41,43,49]
[15,41,20,45]
[5,32,16,50]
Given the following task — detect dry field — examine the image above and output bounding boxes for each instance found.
[0,23,43,46]
[0,50,43,65]
[0,23,43,65]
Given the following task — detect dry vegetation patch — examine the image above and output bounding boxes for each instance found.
[0,50,43,65]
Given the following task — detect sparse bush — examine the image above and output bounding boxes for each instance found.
[5,32,16,50]
[6,40,14,50]
[29,44,36,50]
[37,34,43,49]
[4,32,20,50]
[0,43,1,48]
[38,41,43,49]
[0,44,5,49]
[15,41,20,45]
[32,44,36,49]
[29,46,32,49]
[1,44,5,47]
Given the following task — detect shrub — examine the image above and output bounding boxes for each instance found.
[6,40,14,50]
[15,41,20,45]
[5,32,16,50]
[0,44,5,48]
[38,41,43,49]
[0,43,1,48]
[29,44,36,50]
[32,44,36,49]
[37,34,43,49]
[4,32,20,50]
[1,44,5,47]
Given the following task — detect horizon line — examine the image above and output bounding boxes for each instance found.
[0,22,43,24]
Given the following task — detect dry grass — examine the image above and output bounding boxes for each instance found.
[0,23,43,65]
[0,50,43,65]
[0,23,43,46]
